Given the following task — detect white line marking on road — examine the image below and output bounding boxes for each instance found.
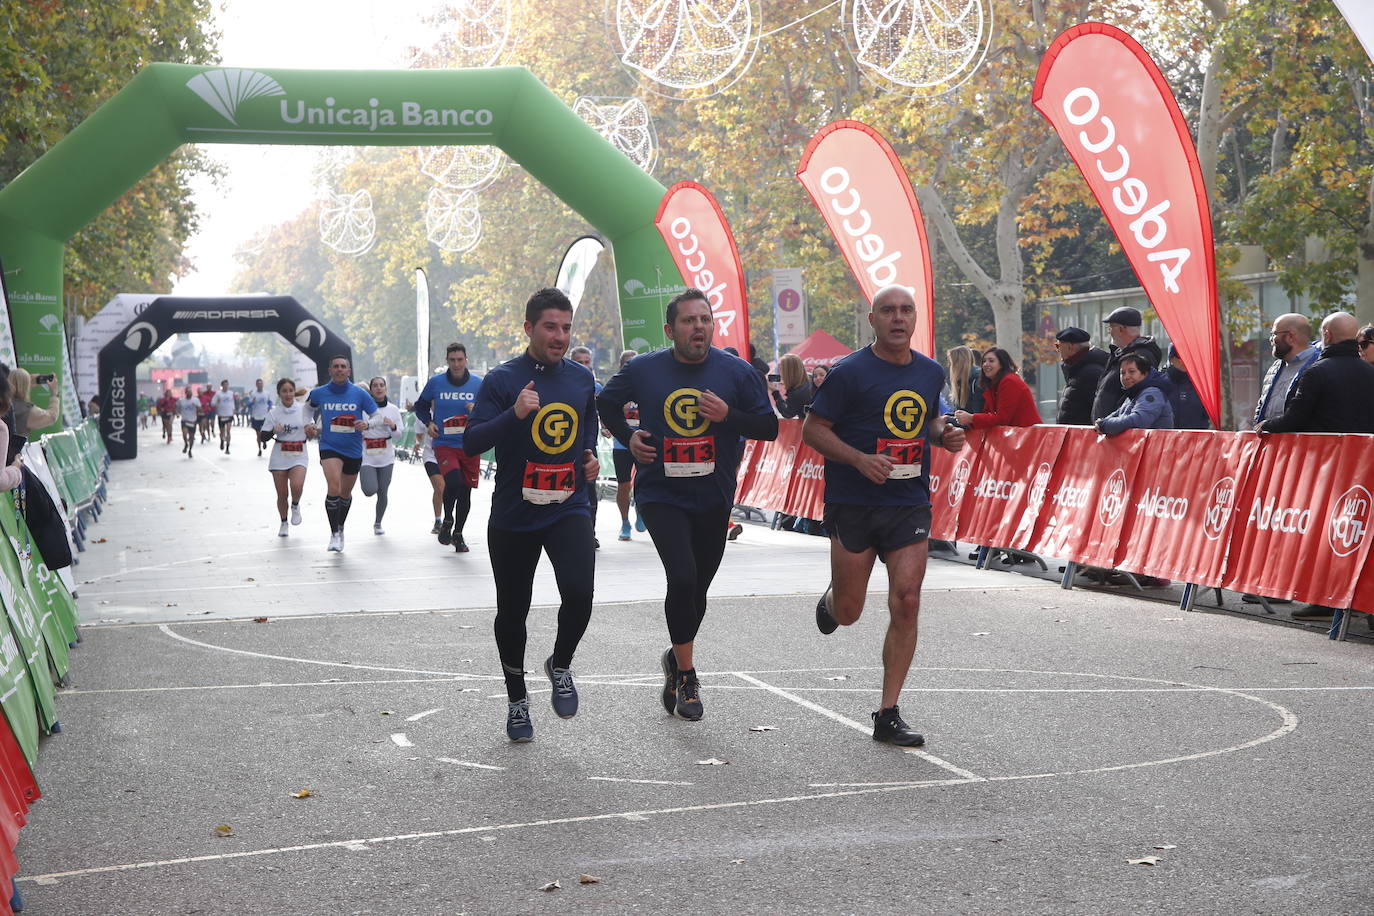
[731,672,984,781]
[435,758,505,771]
[587,777,694,786]
[405,708,444,722]
[809,779,973,788]
[60,677,472,695]
[389,733,413,748]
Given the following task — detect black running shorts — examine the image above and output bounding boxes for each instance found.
[318,448,362,476]
[424,460,441,478]
[823,504,931,558]
[612,449,635,483]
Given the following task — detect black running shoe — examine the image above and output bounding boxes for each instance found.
[454,536,469,553]
[438,518,453,545]
[675,670,703,721]
[506,698,533,742]
[816,584,839,635]
[871,706,924,747]
[543,656,578,719]
[660,648,678,715]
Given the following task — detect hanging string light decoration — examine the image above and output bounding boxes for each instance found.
[417,145,506,190]
[607,0,761,99]
[425,187,483,253]
[573,97,658,174]
[842,0,993,96]
[319,189,378,255]
[433,0,513,69]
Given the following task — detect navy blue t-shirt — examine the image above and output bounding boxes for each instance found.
[807,345,944,507]
[464,353,599,533]
[598,347,772,510]
[306,381,379,459]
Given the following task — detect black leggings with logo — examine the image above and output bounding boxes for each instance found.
[638,500,731,646]
[488,513,595,702]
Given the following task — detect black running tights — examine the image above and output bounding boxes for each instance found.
[488,514,595,702]
[442,471,472,533]
[638,501,730,646]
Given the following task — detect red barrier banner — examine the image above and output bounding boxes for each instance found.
[1222,434,1374,607]
[1353,558,1374,614]
[782,438,826,519]
[1033,24,1221,427]
[956,426,1068,550]
[796,120,935,356]
[734,438,762,505]
[929,432,979,541]
[654,181,750,355]
[738,421,801,511]
[1025,427,1147,567]
[1114,430,1258,585]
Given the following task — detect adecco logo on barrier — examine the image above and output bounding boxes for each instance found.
[1202,475,1237,541]
[1097,468,1129,528]
[1328,485,1372,558]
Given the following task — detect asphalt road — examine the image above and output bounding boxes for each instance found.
[14,425,1372,914]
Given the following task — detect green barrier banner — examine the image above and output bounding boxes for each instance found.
[0,501,70,680]
[0,526,59,731]
[0,64,686,424]
[0,608,41,766]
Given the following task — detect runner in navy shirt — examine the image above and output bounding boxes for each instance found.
[464,288,600,742]
[305,355,378,553]
[802,285,966,747]
[598,289,776,721]
[414,342,484,552]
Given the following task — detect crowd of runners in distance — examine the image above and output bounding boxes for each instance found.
[141,285,961,748]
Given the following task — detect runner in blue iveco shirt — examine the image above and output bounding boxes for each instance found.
[803,284,966,749]
[305,355,378,553]
[414,342,484,553]
[464,287,600,743]
[598,288,777,722]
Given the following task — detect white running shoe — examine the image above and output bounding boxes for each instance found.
[290,504,302,526]
[327,532,341,552]
[373,523,384,536]
[336,531,345,552]
[278,521,289,538]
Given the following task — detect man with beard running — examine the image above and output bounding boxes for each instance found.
[464,288,599,742]
[803,284,966,748]
[414,343,483,553]
[305,356,378,552]
[598,289,776,721]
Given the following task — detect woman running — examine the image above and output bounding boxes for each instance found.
[359,376,401,535]
[260,378,311,537]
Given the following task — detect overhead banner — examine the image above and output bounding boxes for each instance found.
[1334,0,1374,63]
[556,235,606,313]
[654,181,750,355]
[796,120,934,356]
[1033,23,1221,427]
[415,268,430,377]
[771,268,807,347]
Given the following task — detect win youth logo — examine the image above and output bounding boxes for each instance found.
[1328,485,1371,558]
[1202,476,1237,541]
[187,69,286,125]
[947,456,971,508]
[1097,468,1129,528]
[1027,462,1053,512]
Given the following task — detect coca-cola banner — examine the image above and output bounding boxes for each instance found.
[654,181,750,356]
[1115,431,1258,585]
[1223,433,1374,607]
[956,426,1068,551]
[1033,24,1221,427]
[929,434,976,541]
[796,120,935,356]
[1025,427,1148,568]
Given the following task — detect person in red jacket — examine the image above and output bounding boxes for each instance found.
[953,348,1042,428]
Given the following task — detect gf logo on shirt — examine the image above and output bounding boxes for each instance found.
[664,388,710,436]
[883,390,927,439]
[532,402,579,455]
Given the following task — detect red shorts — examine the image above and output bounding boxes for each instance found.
[434,446,480,488]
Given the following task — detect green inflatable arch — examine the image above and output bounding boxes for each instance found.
[0,64,682,435]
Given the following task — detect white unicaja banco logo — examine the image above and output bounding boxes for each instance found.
[186,69,286,126]
[295,319,326,349]
[38,314,61,332]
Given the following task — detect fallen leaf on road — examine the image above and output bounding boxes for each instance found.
[1040,606,1058,610]
[214,824,234,837]
[825,675,848,681]
[971,632,991,637]
[578,874,601,885]
[730,859,745,865]
[1153,844,1177,850]
[539,881,561,892]
[245,577,256,582]
[380,710,394,716]
[253,617,268,623]
[290,789,315,799]
[1128,856,1160,866]
[748,726,777,732]
[696,758,729,766]
[163,602,177,607]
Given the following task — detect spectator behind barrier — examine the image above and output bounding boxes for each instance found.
[1164,344,1211,430]
[0,365,23,491]
[1053,327,1108,425]
[1253,312,1319,429]
[771,353,814,419]
[945,345,984,414]
[954,348,1042,429]
[1358,324,1374,365]
[1090,307,1162,422]
[1095,353,1175,435]
[811,365,829,388]
[9,367,60,437]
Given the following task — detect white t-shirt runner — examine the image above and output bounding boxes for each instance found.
[212,390,237,418]
[361,402,402,469]
[248,390,273,421]
[176,397,200,424]
[263,402,310,471]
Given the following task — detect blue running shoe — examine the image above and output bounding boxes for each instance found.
[619,521,632,541]
[544,656,578,719]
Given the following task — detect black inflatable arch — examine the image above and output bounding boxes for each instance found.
[98,295,352,460]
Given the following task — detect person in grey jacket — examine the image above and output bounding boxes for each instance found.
[1095,354,1174,435]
